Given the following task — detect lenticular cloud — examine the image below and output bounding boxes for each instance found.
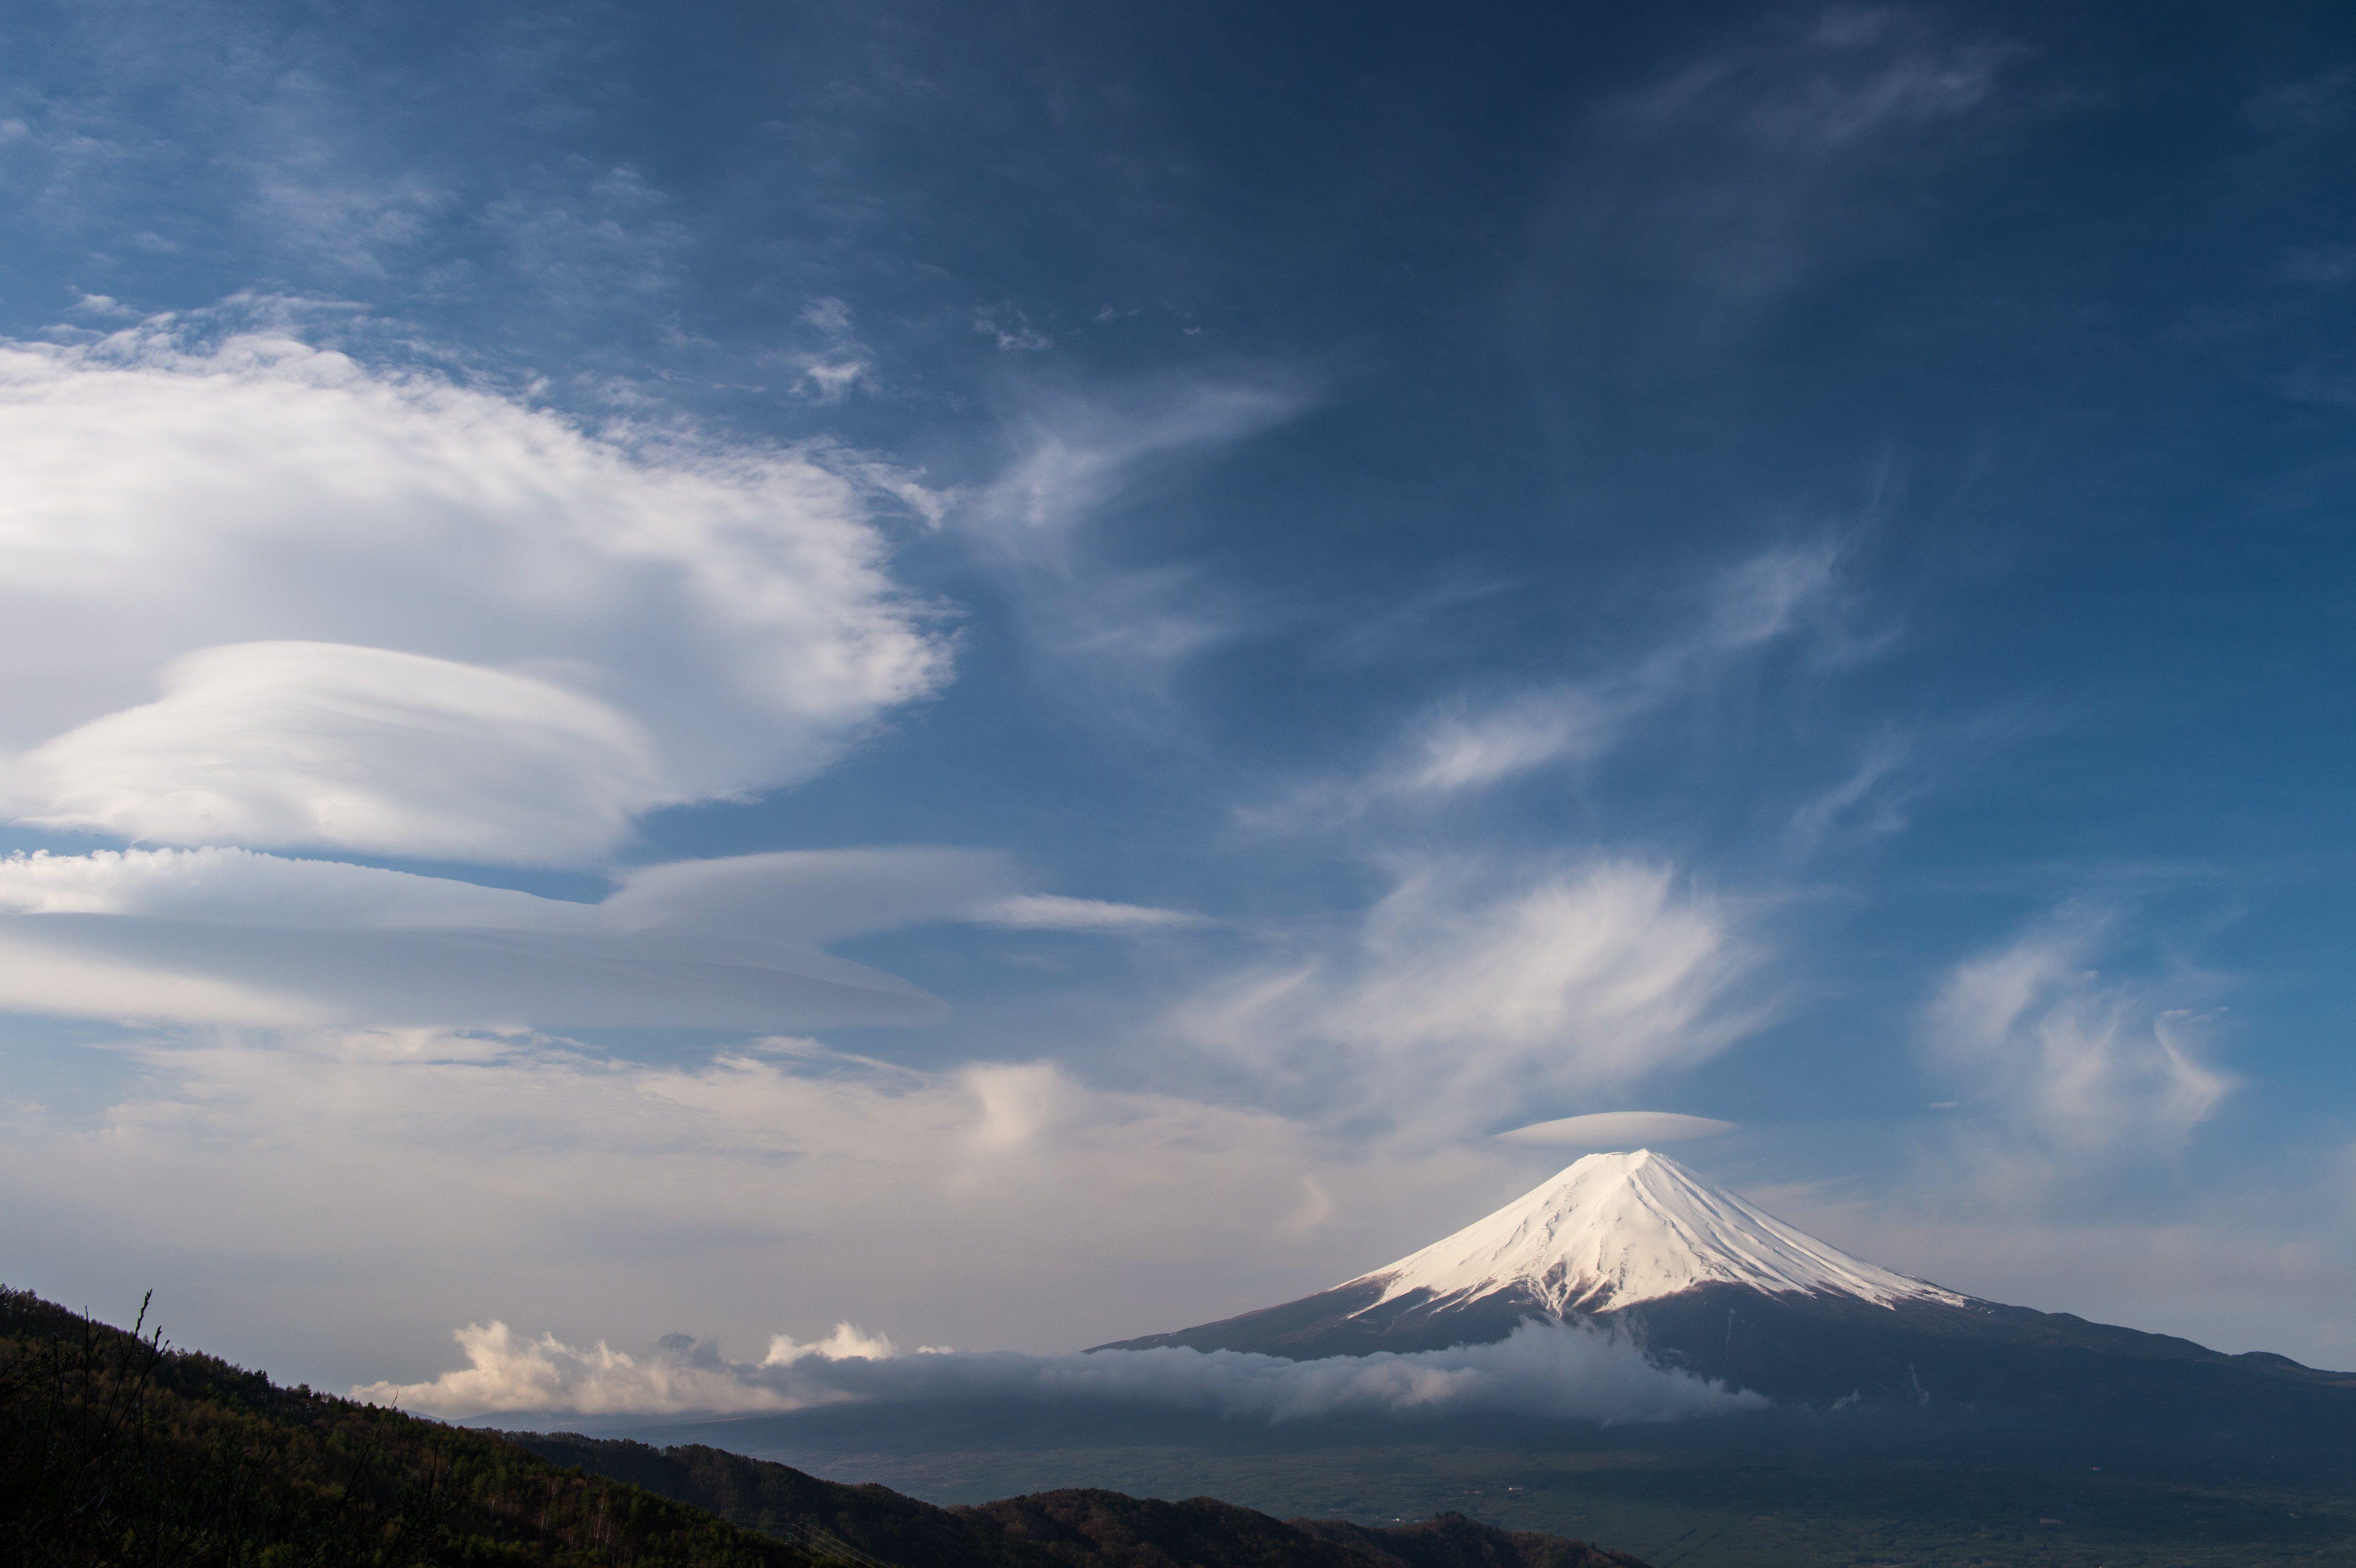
[18,643,665,866]
[0,324,948,866]
[0,844,1015,1027]
[357,1318,1759,1425]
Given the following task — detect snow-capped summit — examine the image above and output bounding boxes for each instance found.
[1349,1149,1962,1316]
[1094,1148,1973,1367]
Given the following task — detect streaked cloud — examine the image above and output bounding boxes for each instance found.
[1533,8,2014,326]
[975,375,1308,542]
[1924,907,2236,1162]
[968,894,1208,931]
[1261,541,1850,825]
[0,846,1021,1028]
[1175,858,1761,1132]
[961,373,1313,682]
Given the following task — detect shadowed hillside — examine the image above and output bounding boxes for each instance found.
[0,1287,1643,1568]
[506,1431,1646,1568]
[0,1286,837,1567]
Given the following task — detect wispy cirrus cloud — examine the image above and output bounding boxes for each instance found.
[960,372,1313,684]
[969,894,1208,931]
[1529,7,2017,336]
[975,376,1309,543]
[1781,726,1916,860]
[1924,906,2236,1175]
[1174,857,1761,1134]
[1260,540,1853,825]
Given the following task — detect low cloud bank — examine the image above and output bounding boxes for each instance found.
[357,1318,1759,1425]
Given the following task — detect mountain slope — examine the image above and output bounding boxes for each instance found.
[1094,1152,2356,1448]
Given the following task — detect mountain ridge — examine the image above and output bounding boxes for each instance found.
[507,1431,1649,1568]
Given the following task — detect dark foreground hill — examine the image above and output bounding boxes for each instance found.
[0,1285,1640,1568]
[503,1430,1643,1568]
[552,1394,2356,1568]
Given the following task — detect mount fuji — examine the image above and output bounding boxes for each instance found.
[1097,1151,2356,1442]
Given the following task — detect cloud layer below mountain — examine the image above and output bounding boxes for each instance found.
[358,1317,1759,1425]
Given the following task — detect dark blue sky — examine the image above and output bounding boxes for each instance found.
[1,0,2353,1381]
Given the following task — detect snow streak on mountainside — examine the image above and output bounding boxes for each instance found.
[1351,1150,1965,1316]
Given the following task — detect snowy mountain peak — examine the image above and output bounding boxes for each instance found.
[1349,1149,1962,1316]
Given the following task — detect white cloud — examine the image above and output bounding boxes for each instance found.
[0,845,1019,1027]
[0,324,948,865]
[801,298,854,335]
[1393,688,1619,796]
[351,1317,909,1417]
[977,376,1306,538]
[1924,908,2235,1159]
[968,894,1207,931]
[12,643,663,864]
[1494,1111,1736,1147]
[1175,859,1759,1131]
[787,296,877,402]
[1265,542,1847,823]
[357,1317,1757,1424]
[973,305,1050,353]
[1538,9,2013,314]
[765,1322,906,1363]
[963,374,1312,681]
[1782,728,1914,860]
[1409,543,1840,795]
[792,357,876,401]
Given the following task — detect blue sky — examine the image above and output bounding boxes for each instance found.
[1,0,2354,1389]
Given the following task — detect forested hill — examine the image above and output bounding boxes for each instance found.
[0,1285,1645,1568]
[0,1285,832,1567]
[506,1430,1648,1568]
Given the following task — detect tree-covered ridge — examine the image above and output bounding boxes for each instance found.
[1,1287,1647,1568]
[510,1432,1650,1568]
[0,1286,835,1568]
